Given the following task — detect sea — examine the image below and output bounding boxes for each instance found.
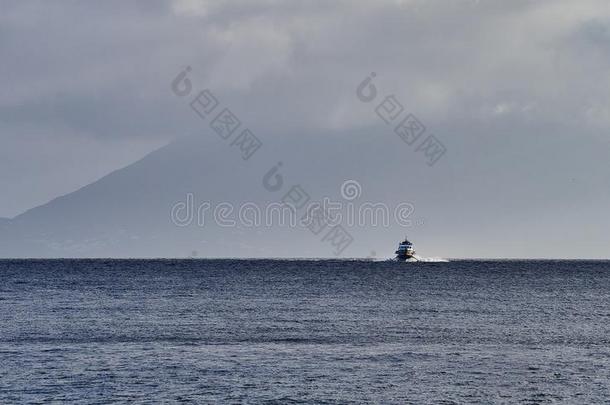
[1,259,609,404]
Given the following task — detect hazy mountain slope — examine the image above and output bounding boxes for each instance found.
[1,124,609,258]
[0,127,454,258]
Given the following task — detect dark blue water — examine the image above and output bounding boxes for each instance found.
[1,259,610,404]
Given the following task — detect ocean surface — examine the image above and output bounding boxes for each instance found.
[1,259,610,404]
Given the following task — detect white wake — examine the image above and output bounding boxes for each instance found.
[412,255,449,262]
[368,255,450,262]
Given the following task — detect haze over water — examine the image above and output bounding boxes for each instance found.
[1,259,609,403]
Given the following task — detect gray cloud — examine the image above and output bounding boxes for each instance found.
[3,0,610,137]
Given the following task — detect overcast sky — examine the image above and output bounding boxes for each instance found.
[1,0,610,220]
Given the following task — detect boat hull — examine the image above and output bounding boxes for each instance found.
[395,256,417,262]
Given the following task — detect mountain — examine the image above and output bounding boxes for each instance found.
[1,125,609,258]
[0,127,456,258]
